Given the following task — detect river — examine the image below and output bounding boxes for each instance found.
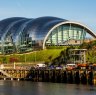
[0,80,96,95]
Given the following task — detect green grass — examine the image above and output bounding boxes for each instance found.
[0,49,65,63]
[22,49,64,62]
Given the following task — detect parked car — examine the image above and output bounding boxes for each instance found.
[36,63,46,68]
[66,63,76,70]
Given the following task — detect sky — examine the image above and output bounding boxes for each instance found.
[0,0,96,33]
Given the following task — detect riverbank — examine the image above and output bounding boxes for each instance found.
[0,68,96,85]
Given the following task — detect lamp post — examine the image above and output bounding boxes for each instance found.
[25,53,26,63]
[34,51,36,63]
[14,62,15,69]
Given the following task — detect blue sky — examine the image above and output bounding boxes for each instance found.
[0,0,96,32]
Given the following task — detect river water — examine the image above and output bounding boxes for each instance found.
[0,80,96,95]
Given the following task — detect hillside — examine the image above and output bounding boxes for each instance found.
[0,40,96,64]
[79,40,96,64]
[0,49,64,64]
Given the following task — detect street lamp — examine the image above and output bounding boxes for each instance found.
[25,53,26,63]
[34,51,36,63]
[14,62,15,69]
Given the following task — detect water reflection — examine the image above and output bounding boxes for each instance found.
[0,80,96,95]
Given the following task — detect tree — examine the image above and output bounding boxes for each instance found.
[9,57,19,63]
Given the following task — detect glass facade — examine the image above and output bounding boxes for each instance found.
[46,24,87,46]
[0,16,95,54]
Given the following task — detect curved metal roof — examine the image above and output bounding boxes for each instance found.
[0,16,67,41]
[0,16,95,47]
[13,19,33,43]
[22,16,66,40]
[0,17,26,38]
[5,19,31,41]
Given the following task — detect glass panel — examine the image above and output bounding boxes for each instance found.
[45,24,86,46]
[73,29,77,39]
[58,27,62,44]
[18,33,33,53]
[69,29,73,39]
[52,30,57,45]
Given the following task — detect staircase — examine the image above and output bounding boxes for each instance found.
[0,69,11,78]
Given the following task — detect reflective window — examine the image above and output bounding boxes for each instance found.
[17,33,33,53]
[46,24,87,46]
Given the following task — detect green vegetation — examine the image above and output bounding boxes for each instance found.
[0,40,96,64]
[49,40,96,65]
[79,40,96,64]
[0,49,65,64]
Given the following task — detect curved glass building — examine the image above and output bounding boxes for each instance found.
[0,16,96,54]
